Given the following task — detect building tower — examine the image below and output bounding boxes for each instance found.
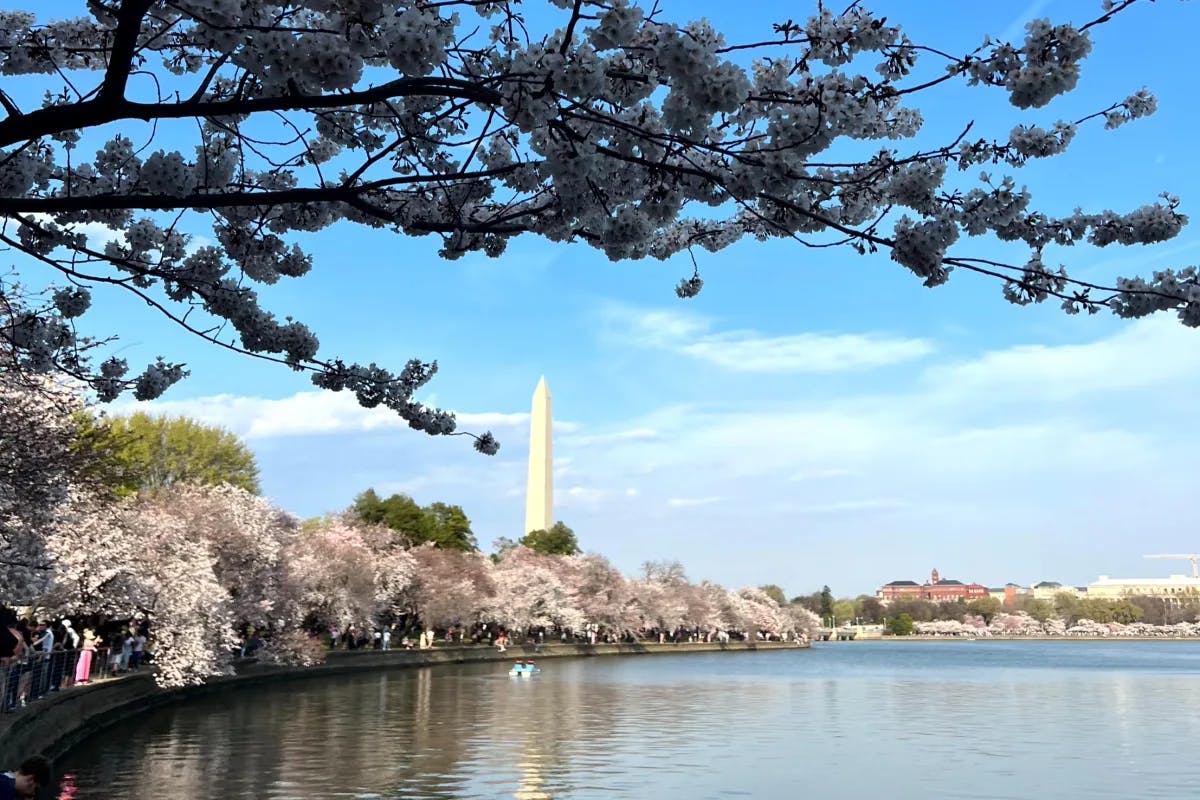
[523,377,553,534]
[930,568,940,585]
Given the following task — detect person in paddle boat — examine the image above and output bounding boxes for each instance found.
[509,660,526,675]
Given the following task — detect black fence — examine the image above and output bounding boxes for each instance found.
[0,648,120,714]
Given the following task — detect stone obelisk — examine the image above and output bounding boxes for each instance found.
[524,376,553,534]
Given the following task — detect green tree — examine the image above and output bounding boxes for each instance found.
[81,412,259,496]
[887,614,914,636]
[1054,592,1081,622]
[1015,597,1055,622]
[1108,600,1145,625]
[491,536,519,562]
[966,597,1002,623]
[760,584,787,606]
[819,585,834,620]
[520,521,580,556]
[1072,597,1146,625]
[425,502,478,551]
[351,490,477,551]
[791,592,821,614]
[856,596,885,624]
[832,599,857,625]
[936,601,968,622]
[885,598,937,623]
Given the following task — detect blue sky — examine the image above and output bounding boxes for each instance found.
[9,0,1200,596]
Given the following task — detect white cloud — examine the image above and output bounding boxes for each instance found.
[116,390,536,439]
[123,313,1200,593]
[792,498,910,515]
[559,486,610,507]
[31,218,213,255]
[790,468,857,482]
[666,496,722,508]
[921,316,1200,402]
[563,427,662,447]
[603,305,934,373]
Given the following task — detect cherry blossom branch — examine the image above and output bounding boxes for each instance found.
[0,77,502,148]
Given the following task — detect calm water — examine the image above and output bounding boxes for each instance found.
[54,641,1200,799]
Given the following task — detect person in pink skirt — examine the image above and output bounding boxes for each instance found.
[74,629,98,684]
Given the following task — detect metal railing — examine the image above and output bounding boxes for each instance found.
[0,647,128,714]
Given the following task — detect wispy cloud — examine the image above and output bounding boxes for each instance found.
[1001,0,1053,42]
[790,468,857,482]
[115,390,536,440]
[563,427,662,447]
[559,486,610,507]
[921,315,1200,402]
[792,498,910,516]
[603,305,934,373]
[666,496,722,508]
[123,314,1200,593]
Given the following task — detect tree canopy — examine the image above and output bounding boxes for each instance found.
[520,521,581,556]
[351,489,477,551]
[887,613,915,636]
[759,584,787,606]
[819,585,835,619]
[0,1,1195,457]
[79,412,260,496]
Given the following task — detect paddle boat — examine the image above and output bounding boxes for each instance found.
[508,659,541,677]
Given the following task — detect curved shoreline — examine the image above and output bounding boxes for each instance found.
[0,639,804,766]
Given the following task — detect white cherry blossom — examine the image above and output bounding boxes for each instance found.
[0,1,1191,457]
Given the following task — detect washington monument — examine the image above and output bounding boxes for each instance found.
[524,376,553,534]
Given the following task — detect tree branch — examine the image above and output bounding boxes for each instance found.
[0,165,522,215]
[99,0,156,103]
[0,77,503,148]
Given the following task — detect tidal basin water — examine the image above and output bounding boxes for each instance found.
[55,641,1200,799]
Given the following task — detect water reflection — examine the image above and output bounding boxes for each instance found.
[54,642,1200,799]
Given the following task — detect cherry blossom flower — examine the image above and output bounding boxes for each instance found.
[0,1,1193,457]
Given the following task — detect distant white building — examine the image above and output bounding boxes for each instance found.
[1087,574,1200,604]
[1031,581,1081,601]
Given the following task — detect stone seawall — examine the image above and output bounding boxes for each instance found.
[0,639,805,766]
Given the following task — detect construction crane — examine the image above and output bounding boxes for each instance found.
[1144,554,1200,579]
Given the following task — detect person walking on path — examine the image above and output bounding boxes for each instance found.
[58,620,80,690]
[75,630,98,684]
[119,631,133,672]
[130,630,146,670]
[30,623,54,698]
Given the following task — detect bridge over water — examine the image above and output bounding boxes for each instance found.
[816,625,885,641]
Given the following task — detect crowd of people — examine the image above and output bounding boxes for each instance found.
[316,621,806,654]
[0,611,149,714]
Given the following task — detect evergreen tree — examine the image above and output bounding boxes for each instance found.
[351,491,477,551]
[520,521,581,556]
[819,585,835,619]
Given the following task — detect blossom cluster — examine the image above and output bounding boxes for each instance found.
[2,378,810,686]
[0,0,1193,456]
[912,611,1200,638]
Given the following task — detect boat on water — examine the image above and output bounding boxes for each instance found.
[508,660,541,676]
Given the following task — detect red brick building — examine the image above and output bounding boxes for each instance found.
[878,569,990,603]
